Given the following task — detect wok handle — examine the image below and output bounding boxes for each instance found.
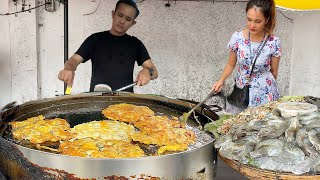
[0,101,18,122]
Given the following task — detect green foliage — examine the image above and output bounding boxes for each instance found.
[247,158,258,167]
[280,96,304,102]
[204,114,233,139]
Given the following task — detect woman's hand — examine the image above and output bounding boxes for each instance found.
[212,80,224,92]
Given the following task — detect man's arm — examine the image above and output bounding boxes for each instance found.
[58,54,84,87]
[135,59,158,86]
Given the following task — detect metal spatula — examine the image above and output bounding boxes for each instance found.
[179,90,218,123]
[114,82,137,92]
[93,82,137,93]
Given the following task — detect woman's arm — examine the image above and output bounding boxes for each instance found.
[212,51,237,92]
[270,56,280,79]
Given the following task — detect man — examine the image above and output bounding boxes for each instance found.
[58,0,158,92]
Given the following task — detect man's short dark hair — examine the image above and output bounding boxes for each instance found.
[115,0,140,18]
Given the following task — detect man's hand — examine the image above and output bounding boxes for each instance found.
[136,59,158,86]
[136,68,151,86]
[57,54,83,87]
[58,69,75,87]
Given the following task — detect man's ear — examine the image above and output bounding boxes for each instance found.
[132,20,137,26]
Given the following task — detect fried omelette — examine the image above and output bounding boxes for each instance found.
[133,115,184,131]
[130,115,195,154]
[131,128,195,148]
[102,103,154,124]
[59,138,145,158]
[10,115,44,129]
[71,120,135,142]
[10,115,75,144]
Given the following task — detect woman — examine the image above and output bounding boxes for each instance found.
[212,0,282,113]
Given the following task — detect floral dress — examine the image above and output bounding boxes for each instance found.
[228,30,282,107]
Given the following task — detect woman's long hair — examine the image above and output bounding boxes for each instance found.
[246,0,276,34]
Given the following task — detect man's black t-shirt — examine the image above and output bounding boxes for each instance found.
[75,31,150,92]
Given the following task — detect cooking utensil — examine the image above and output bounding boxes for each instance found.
[92,82,136,93]
[93,84,112,92]
[65,86,72,95]
[179,90,218,123]
[114,81,137,92]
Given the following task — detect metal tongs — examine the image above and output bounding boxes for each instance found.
[179,90,219,123]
